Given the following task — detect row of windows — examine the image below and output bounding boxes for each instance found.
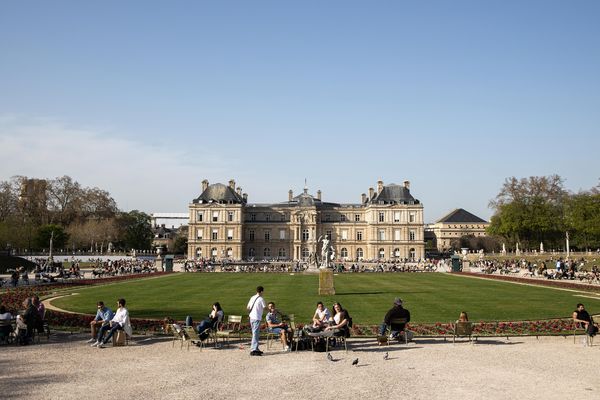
[195,210,421,223]
[196,228,235,240]
[196,211,236,222]
[194,246,419,259]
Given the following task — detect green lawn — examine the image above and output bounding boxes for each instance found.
[51,273,600,324]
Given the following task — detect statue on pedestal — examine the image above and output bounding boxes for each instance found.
[318,235,334,269]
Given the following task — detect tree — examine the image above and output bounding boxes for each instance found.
[564,192,600,250]
[35,224,69,250]
[488,175,567,249]
[117,210,153,251]
[47,175,82,225]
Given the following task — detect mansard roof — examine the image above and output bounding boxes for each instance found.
[436,208,487,224]
[193,183,244,204]
[370,184,419,205]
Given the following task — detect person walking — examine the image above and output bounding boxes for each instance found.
[247,286,266,356]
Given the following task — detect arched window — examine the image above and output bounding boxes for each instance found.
[394,248,400,257]
[196,248,202,258]
[226,248,233,257]
[340,248,348,258]
[264,247,271,257]
[379,248,385,259]
[356,248,363,260]
[409,248,416,260]
[211,247,217,257]
[248,248,255,257]
[278,248,286,258]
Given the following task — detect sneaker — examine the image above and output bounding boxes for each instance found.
[250,350,262,356]
[86,338,96,343]
[98,342,105,348]
[90,341,99,347]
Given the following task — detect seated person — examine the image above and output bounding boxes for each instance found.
[311,301,331,331]
[265,302,293,351]
[324,302,350,338]
[0,305,14,340]
[31,295,46,334]
[93,298,132,348]
[20,298,41,345]
[88,301,114,343]
[196,302,224,335]
[457,311,469,322]
[573,303,599,337]
[378,298,410,339]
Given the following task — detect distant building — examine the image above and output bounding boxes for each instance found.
[428,208,489,252]
[187,179,425,262]
[150,213,188,229]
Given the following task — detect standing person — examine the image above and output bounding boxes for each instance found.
[378,298,411,339]
[88,301,114,344]
[247,286,266,356]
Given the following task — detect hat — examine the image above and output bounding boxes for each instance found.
[394,298,403,306]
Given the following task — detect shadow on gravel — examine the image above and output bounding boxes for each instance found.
[0,366,65,399]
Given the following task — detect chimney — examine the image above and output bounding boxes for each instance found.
[317,190,322,200]
[368,187,374,200]
[236,186,242,196]
[361,193,367,203]
[403,180,410,189]
[202,179,209,192]
[377,180,384,194]
[243,193,248,203]
[288,190,293,202]
[229,179,236,190]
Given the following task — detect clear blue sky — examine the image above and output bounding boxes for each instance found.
[1,1,599,222]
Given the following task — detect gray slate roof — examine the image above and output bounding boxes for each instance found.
[193,183,244,204]
[370,184,418,204]
[436,208,487,223]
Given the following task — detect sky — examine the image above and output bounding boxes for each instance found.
[1,1,599,222]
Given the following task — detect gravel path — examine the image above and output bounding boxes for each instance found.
[1,333,598,399]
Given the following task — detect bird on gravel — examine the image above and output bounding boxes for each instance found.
[352,358,359,366]
[327,352,333,361]
[383,352,389,360]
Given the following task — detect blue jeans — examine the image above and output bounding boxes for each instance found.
[99,323,123,344]
[379,322,401,337]
[250,319,261,351]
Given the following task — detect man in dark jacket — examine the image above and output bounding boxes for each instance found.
[378,298,410,338]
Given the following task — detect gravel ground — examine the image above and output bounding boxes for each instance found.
[1,333,598,400]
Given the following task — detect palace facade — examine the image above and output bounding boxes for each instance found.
[187,179,425,262]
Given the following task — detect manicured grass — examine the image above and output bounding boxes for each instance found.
[51,273,600,324]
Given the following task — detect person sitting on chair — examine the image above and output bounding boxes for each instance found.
[196,302,224,335]
[93,298,132,348]
[457,311,469,322]
[311,301,331,331]
[266,302,293,351]
[88,301,114,344]
[378,298,410,339]
[324,302,350,338]
[0,305,14,341]
[573,303,598,338]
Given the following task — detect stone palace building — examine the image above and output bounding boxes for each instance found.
[187,179,425,262]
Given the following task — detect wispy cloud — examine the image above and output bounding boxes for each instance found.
[0,115,227,212]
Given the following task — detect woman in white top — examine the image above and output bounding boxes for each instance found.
[312,301,331,330]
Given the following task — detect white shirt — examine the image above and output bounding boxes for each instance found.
[111,306,132,336]
[315,307,331,321]
[247,294,266,321]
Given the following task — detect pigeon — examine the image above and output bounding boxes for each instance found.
[383,352,389,360]
[327,352,333,361]
[352,358,359,366]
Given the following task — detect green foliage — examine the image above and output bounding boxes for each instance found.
[117,210,153,250]
[51,273,600,323]
[564,193,600,249]
[35,224,69,250]
[172,235,188,255]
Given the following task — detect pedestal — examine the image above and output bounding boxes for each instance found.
[318,269,335,295]
[155,256,164,272]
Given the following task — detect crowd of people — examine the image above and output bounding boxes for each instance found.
[0,295,46,345]
[473,257,599,283]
